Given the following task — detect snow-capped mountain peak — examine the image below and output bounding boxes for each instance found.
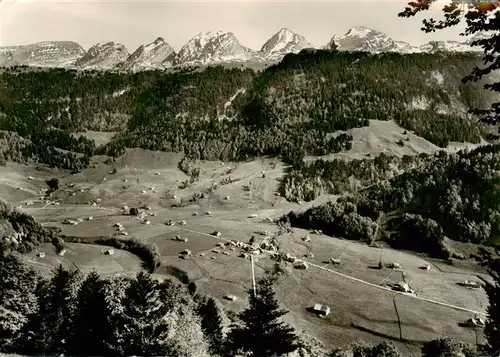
[419,40,482,53]
[260,28,313,59]
[120,37,175,71]
[0,41,85,68]
[175,30,253,65]
[329,26,415,53]
[345,26,376,38]
[75,41,129,70]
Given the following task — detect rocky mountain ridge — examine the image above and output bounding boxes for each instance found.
[0,26,488,71]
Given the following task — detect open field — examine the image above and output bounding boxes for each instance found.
[1,142,492,354]
[21,242,143,278]
[306,119,490,162]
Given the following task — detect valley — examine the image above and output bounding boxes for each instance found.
[1,116,494,353]
[0,44,499,356]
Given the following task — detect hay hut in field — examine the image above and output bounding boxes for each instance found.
[294,261,308,270]
[312,304,331,317]
[459,280,481,289]
[386,262,402,270]
[464,316,485,327]
[392,282,414,294]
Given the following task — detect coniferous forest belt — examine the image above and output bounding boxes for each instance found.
[0,50,489,170]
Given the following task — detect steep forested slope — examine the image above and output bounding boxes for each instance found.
[282,144,500,257]
[0,50,490,169]
[0,198,57,254]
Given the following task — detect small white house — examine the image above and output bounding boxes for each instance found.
[37,252,46,259]
[386,262,402,270]
[313,304,331,317]
[104,249,115,256]
[284,253,297,263]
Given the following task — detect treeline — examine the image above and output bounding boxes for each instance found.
[282,144,500,257]
[0,50,489,169]
[0,257,215,356]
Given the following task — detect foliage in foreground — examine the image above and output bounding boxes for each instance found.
[226,276,299,357]
[399,0,500,137]
[0,257,210,356]
[0,244,495,357]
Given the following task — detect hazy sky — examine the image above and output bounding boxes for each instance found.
[0,0,466,52]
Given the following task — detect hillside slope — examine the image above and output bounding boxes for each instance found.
[0,50,494,170]
[0,198,56,254]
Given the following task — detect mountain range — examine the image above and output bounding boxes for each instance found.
[0,26,488,71]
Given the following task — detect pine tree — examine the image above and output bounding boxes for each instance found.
[16,279,52,355]
[67,271,111,356]
[196,296,225,356]
[45,264,81,353]
[17,265,80,354]
[0,254,40,352]
[110,271,170,356]
[226,276,299,357]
